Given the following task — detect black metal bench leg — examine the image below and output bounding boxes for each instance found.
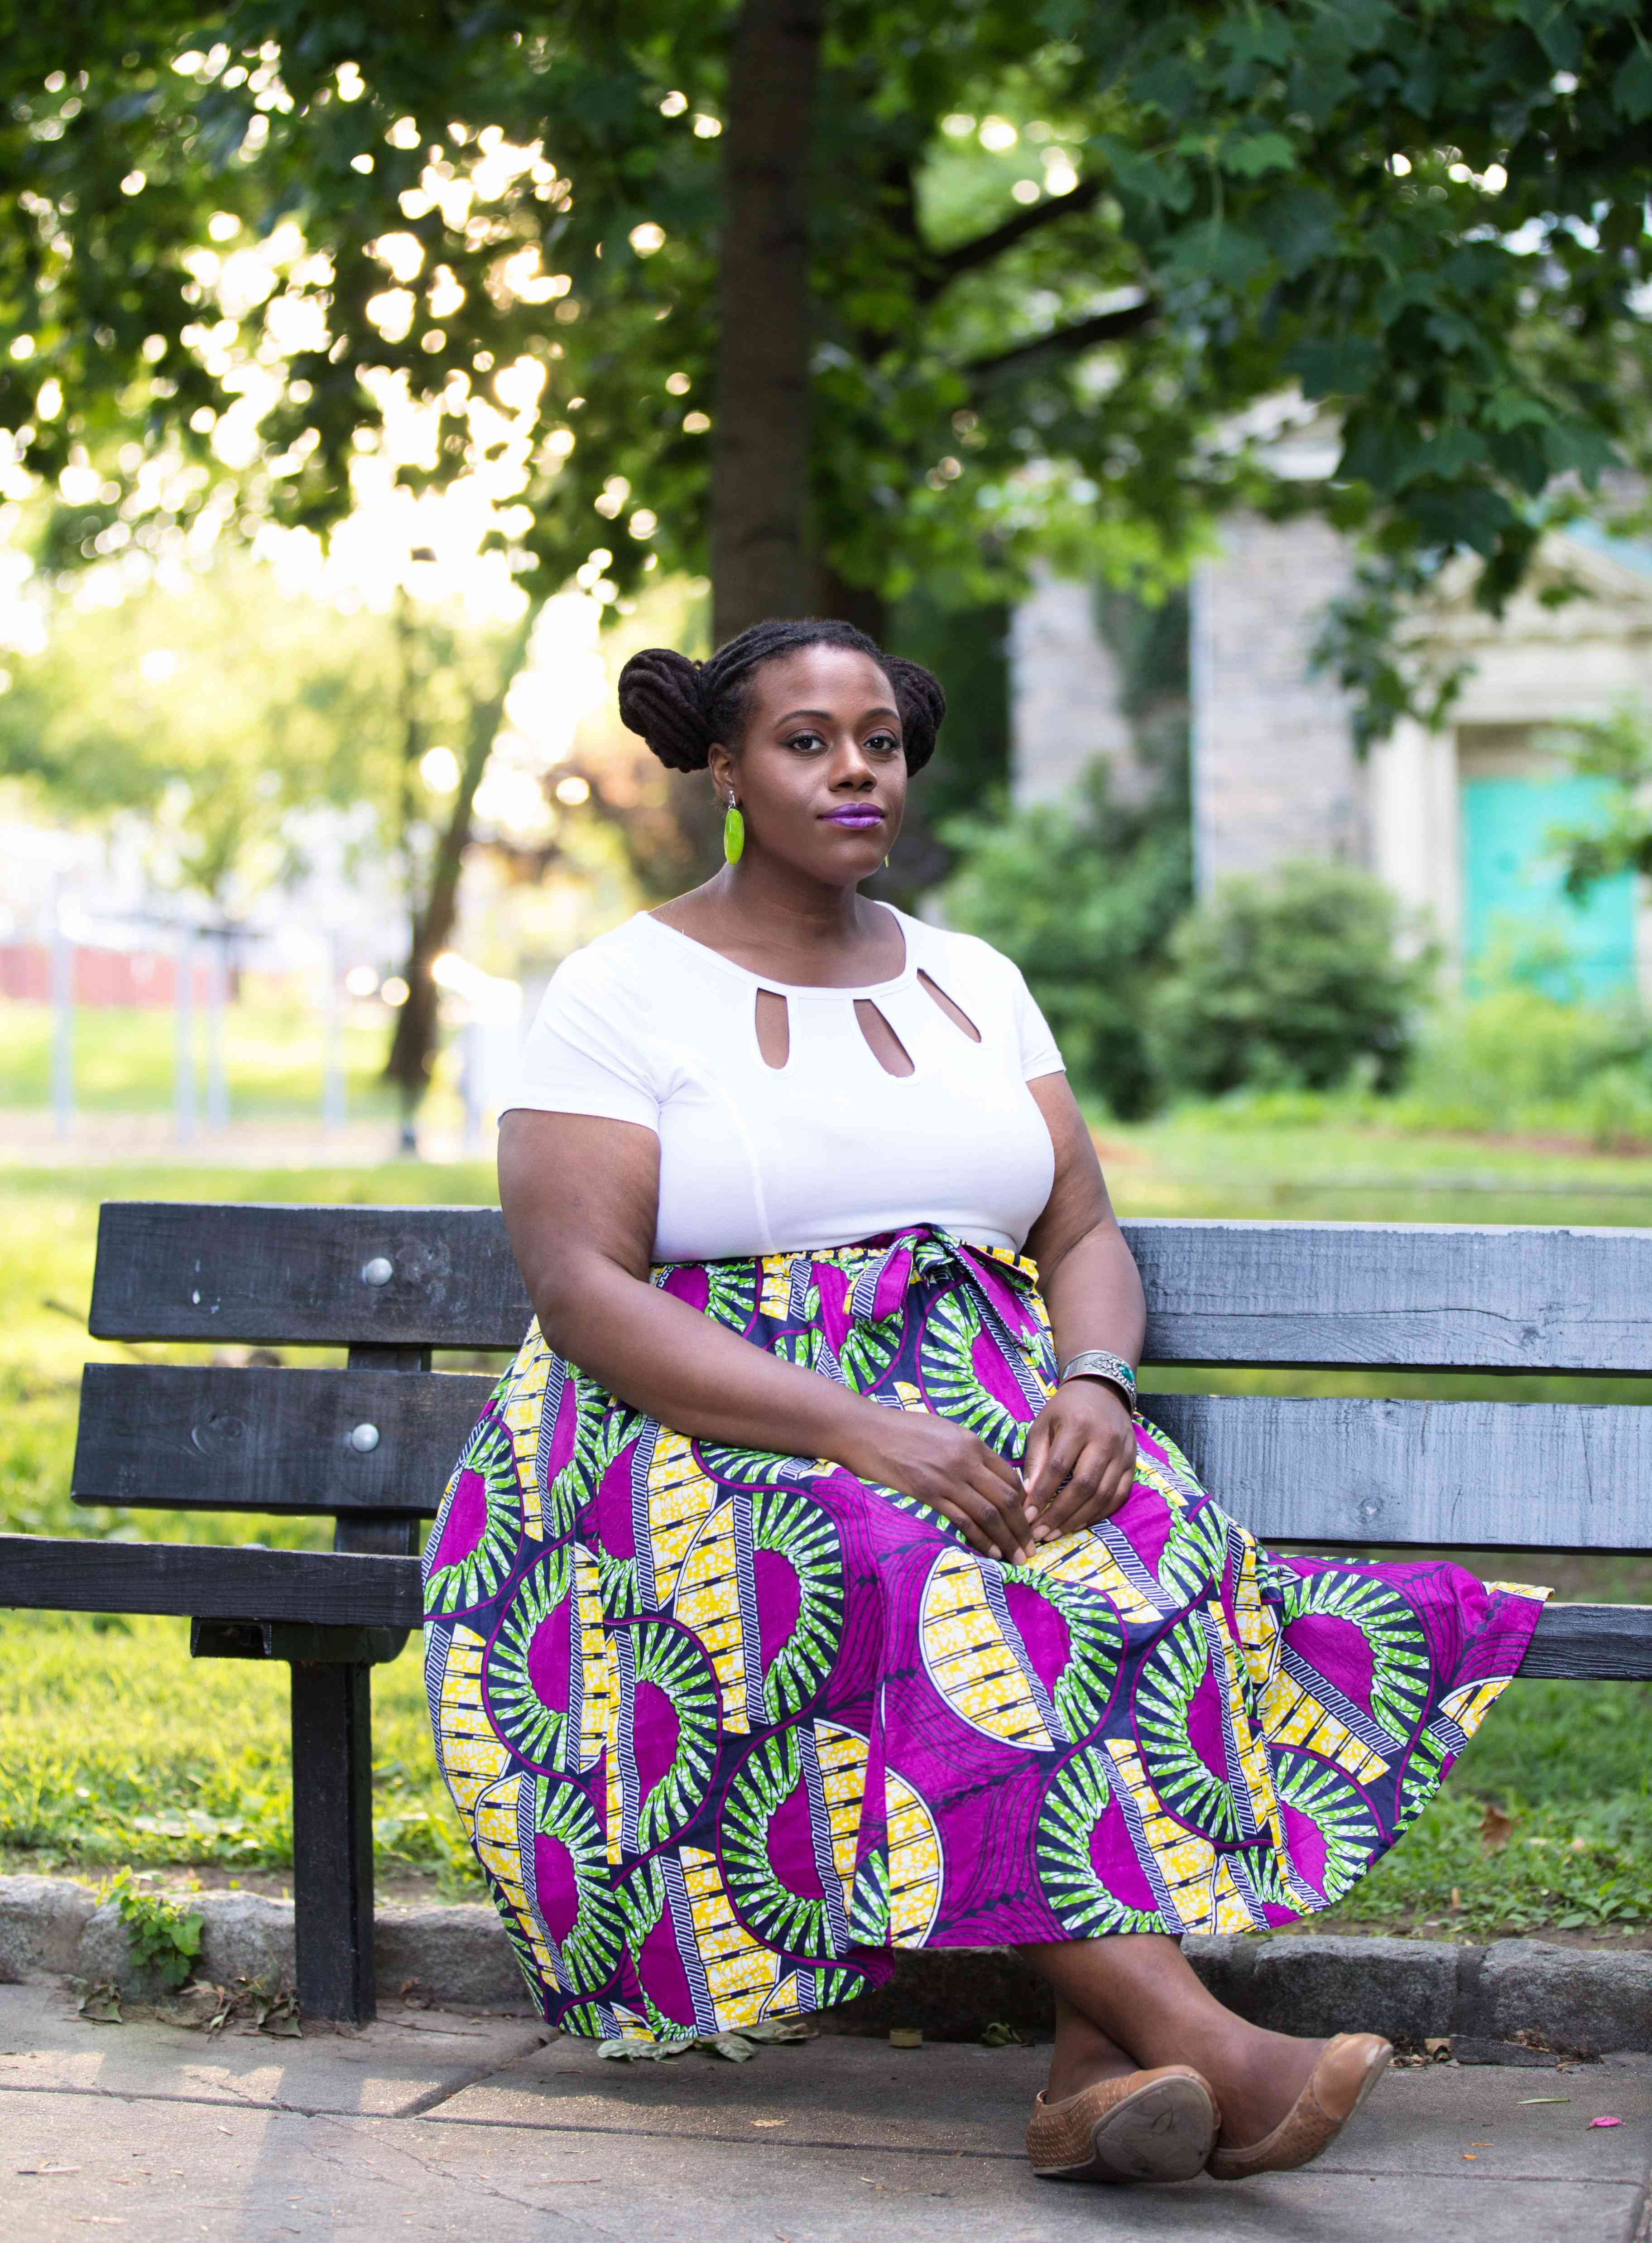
[290,1658,375,2025]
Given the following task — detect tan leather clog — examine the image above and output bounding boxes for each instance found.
[1027,2065,1221,2184]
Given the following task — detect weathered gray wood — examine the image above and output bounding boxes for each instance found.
[290,1660,376,2022]
[336,1343,431,1558]
[1128,1217,1652,1372]
[1141,1392,1652,1549]
[72,1363,490,1516]
[87,1203,1652,1372]
[5,1533,1642,1678]
[190,1618,408,1665]
[0,1535,421,1626]
[90,1202,530,1348]
[1519,1603,1652,1680]
[69,1362,1652,1547]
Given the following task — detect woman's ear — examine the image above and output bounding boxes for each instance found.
[706,741,735,800]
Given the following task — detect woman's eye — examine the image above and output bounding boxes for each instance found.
[785,729,826,752]
[865,732,901,756]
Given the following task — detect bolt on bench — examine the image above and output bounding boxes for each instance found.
[1,1204,1649,2024]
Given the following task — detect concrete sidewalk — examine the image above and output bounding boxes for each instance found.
[2,1983,1648,2243]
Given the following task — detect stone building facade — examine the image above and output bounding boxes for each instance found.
[1011,511,1652,997]
[1008,569,1138,805]
[1188,513,1363,890]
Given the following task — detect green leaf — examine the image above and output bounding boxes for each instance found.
[1091,135,1193,213]
[1516,0,1581,72]
[1221,131,1296,179]
[1287,337,1383,400]
[1484,387,1551,434]
[1540,418,1618,483]
[1611,46,1652,122]
[1164,218,1270,285]
[1250,187,1338,275]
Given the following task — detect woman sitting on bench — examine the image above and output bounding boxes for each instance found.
[422,618,1549,2186]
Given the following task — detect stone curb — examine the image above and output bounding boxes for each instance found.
[3,1877,1647,2059]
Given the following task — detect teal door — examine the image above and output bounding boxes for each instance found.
[1460,773,1638,998]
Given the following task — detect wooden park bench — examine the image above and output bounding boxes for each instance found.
[1,1203,1649,2025]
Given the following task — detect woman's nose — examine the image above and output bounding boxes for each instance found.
[830,740,876,786]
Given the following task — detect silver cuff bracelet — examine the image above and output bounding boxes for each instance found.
[1058,1350,1137,1407]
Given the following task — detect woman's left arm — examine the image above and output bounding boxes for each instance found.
[1020,1073,1146,1541]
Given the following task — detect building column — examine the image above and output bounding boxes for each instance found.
[1369,717,1461,972]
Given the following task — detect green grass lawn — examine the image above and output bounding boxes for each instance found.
[0,994,403,1119]
[0,1119,1648,1937]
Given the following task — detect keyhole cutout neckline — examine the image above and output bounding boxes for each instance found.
[853,998,914,1077]
[753,974,979,1078]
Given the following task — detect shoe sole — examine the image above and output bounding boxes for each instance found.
[1032,2074,1220,2185]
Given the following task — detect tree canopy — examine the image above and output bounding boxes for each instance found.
[0,0,1647,697]
[0,556,409,908]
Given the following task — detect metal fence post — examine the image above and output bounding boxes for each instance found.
[49,900,74,1143]
[322,929,346,1131]
[205,929,229,1131]
[175,927,197,1145]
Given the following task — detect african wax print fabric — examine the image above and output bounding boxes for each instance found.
[421,1227,1549,2043]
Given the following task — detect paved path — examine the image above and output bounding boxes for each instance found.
[2,1984,1647,2243]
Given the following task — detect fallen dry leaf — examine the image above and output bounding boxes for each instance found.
[1479,1803,1515,1850]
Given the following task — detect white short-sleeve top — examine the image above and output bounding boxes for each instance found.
[507,907,1065,1264]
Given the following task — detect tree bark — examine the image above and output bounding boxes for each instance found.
[711,0,824,647]
[384,613,533,1128]
[816,565,886,645]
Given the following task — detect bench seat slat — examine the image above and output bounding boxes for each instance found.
[88,1204,1652,1372]
[1517,1602,1652,1679]
[73,1363,1652,1550]
[72,1363,492,1517]
[0,1535,421,1626]
[1,1535,1644,1676]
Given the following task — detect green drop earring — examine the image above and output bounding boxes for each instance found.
[723,797,745,865]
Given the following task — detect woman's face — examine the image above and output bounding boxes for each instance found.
[707,644,907,887]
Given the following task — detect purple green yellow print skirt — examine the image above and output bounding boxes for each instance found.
[421,1227,1549,2043]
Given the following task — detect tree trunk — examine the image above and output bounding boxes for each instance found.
[711,0,824,647]
[817,565,887,645]
[384,613,534,1131]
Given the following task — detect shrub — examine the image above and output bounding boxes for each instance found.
[1397,986,1652,1146]
[940,762,1191,1117]
[1148,861,1431,1098]
[1407,985,1643,1107]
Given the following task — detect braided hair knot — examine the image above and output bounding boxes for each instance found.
[614,646,714,773]
[617,616,945,773]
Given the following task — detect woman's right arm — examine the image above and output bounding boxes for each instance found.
[497,1108,1034,1560]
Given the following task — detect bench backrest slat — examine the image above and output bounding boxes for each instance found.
[1144,1392,1650,1552]
[88,1204,1652,1372]
[69,1363,1652,1550]
[72,1363,492,1519]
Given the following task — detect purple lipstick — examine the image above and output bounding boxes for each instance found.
[823,806,886,828]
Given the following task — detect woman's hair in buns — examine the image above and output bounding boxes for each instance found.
[616,617,945,774]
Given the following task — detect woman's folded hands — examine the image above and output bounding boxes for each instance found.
[833,1376,1138,1565]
